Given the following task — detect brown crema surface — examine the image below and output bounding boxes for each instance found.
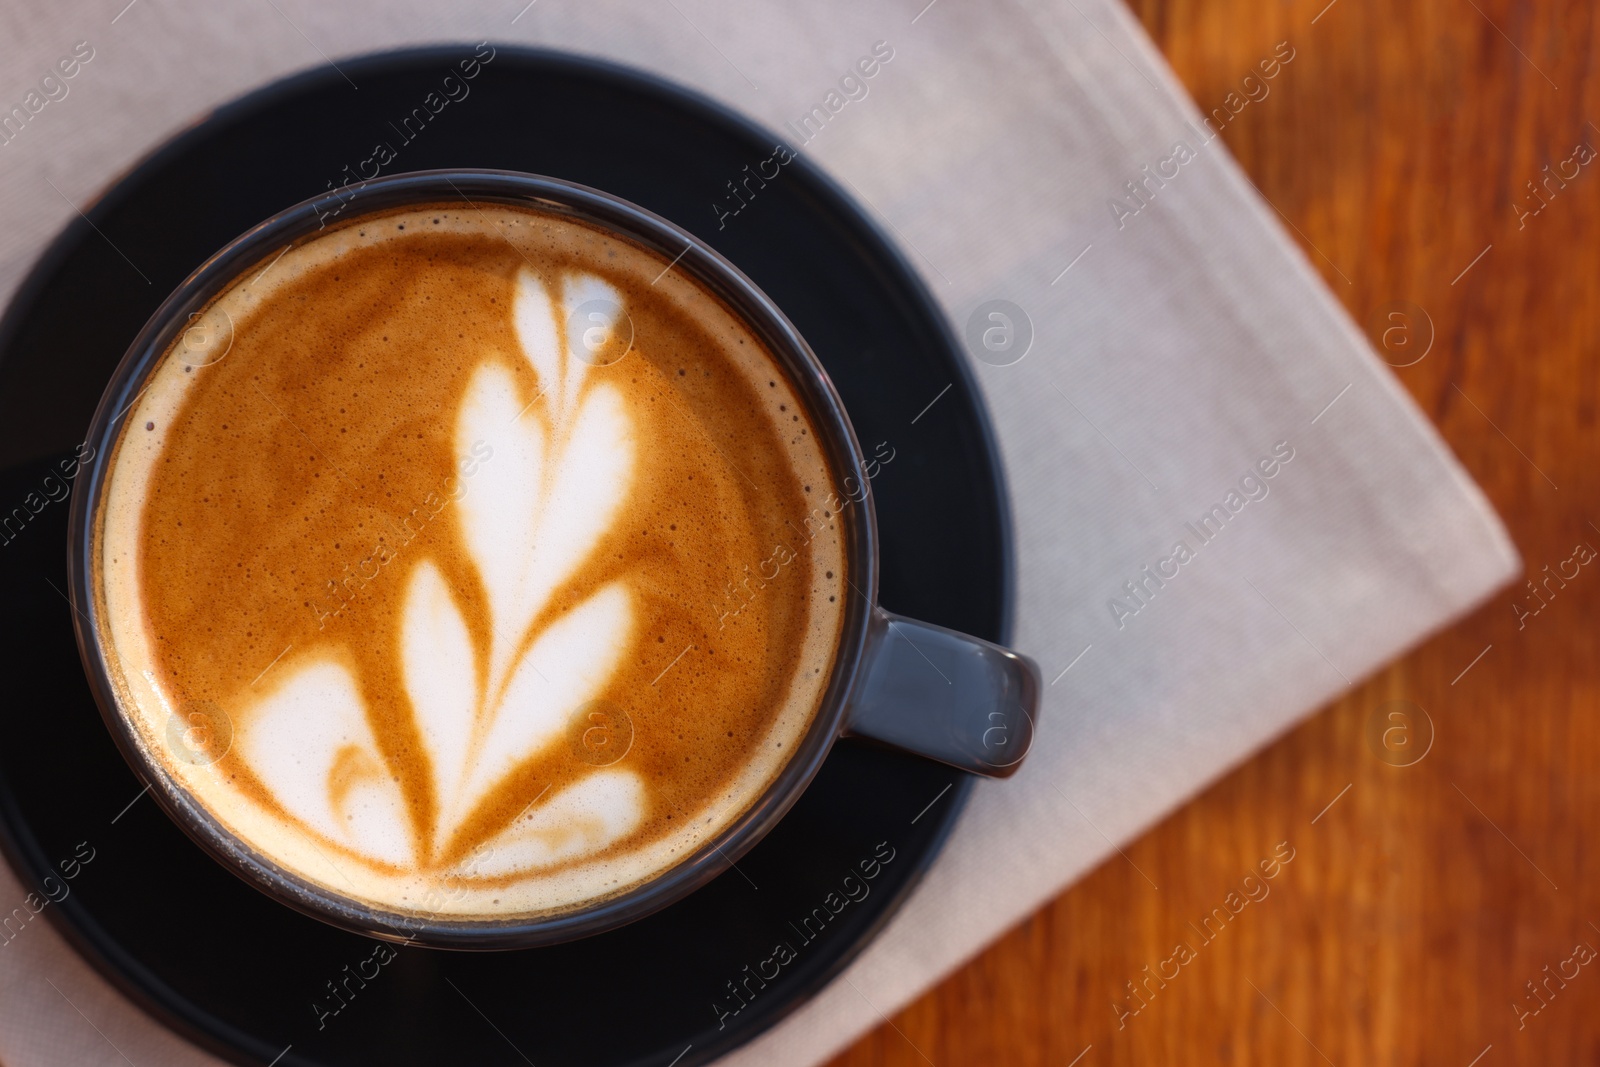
[114,204,844,893]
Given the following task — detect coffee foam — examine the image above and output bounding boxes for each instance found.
[93,204,847,919]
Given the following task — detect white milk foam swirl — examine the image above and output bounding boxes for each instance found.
[241,269,642,875]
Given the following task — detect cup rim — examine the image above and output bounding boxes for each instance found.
[65,169,880,949]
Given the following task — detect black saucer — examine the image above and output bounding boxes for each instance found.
[0,47,1012,1067]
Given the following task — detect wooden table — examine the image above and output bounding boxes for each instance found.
[833,0,1593,1062]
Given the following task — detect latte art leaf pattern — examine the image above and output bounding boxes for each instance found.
[238,269,642,875]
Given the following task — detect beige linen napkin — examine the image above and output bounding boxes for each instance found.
[0,0,1517,1064]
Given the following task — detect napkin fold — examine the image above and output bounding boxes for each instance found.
[0,0,1516,1064]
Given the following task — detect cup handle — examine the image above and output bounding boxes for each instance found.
[842,608,1040,777]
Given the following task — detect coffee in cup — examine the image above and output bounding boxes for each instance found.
[91,201,849,920]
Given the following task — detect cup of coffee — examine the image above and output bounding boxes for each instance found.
[67,171,1039,948]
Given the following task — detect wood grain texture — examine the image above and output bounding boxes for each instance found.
[831,0,1596,1062]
